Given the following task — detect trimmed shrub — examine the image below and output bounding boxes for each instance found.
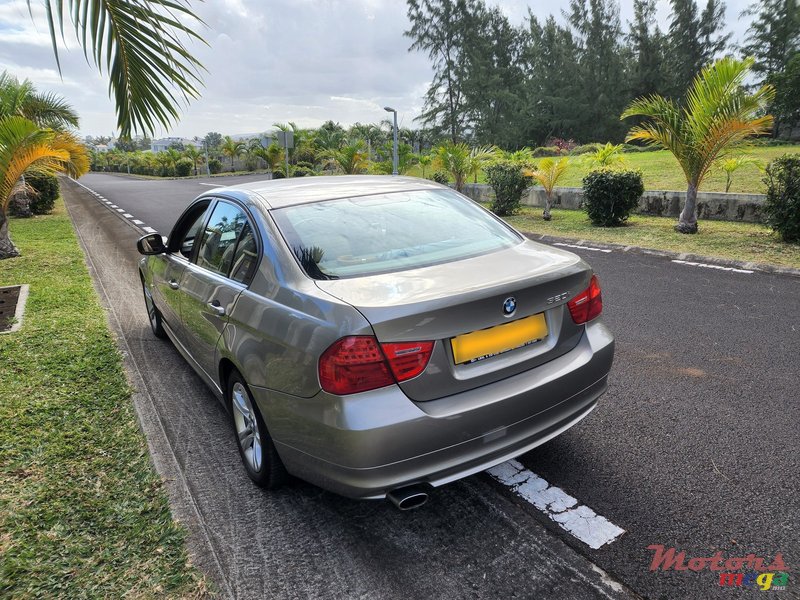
[175,158,193,177]
[569,143,604,156]
[532,146,561,157]
[430,171,449,184]
[272,169,286,179]
[621,143,660,153]
[26,172,60,215]
[763,154,800,243]
[582,169,644,226]
[485,161,532,216]
[208,158,223,174]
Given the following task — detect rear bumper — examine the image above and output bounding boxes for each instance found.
[252,320,614,499]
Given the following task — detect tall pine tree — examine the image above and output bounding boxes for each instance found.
[523,14,585,144]
[627,0,668,99]
[740,0,800,80]
[406,0,475,142]
[568,0,629,141]
[462,5,527,148]
[667,0,729,98]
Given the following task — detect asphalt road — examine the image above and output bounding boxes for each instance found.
[66,173,799,599]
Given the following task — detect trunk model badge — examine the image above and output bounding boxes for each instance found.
[503,297,516,315]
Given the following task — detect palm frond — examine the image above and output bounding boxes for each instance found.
[35,0,206,137]
[0,117,66,211]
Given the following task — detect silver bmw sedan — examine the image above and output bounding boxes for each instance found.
[137,175,614,509]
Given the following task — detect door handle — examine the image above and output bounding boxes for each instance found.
[207,301,226,317]
[168,280,180,290]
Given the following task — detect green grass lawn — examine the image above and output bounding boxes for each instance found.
[0,201,206,597]
[498,204,800,269]
[409,144,800,194]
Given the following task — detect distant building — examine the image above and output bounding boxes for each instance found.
[151,137,203,153]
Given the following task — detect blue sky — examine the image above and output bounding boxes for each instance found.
[0,0,752,138]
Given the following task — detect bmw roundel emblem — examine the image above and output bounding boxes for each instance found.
[503,297,517,315]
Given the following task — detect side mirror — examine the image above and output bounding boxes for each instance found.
[137,233,166,255]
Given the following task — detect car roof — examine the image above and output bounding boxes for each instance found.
[217,175,449,210]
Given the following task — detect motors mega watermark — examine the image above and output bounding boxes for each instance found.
[648,545,790,591]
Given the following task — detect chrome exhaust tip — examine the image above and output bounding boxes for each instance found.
[386,486,429,510]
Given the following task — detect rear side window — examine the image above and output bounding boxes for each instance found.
[271,189,521,279]
[196,201,248,276]
[230,222,258,284]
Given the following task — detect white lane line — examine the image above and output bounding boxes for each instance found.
[488,459,625,549]
[672,259,754,274]
[198,182,222,187]
[69,177,150,233]
[553,242,612,254]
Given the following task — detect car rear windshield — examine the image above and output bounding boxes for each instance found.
[271,188,522,279]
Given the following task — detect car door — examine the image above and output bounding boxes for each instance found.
[151,200,212,336]
[178,199,255,379]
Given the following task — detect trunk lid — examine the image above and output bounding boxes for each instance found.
[316,240,592,401]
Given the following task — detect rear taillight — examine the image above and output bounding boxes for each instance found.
[567,275,603,324]
[318,336,434,395]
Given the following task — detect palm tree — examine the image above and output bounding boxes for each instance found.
[621,57,775,233]
[257,143,283,174]
[432,142,497,192]
[34,1,205,137]
[184,145,203,175]
[588,143,625,168]
[0,72,79,130]
[467,145,496,184]
[418,153,432,178]
[528,157,569,221]
[717,156,763,193]
[325,142,369,174]
[0,74,89,257]
[221,136,246,172]
[0,118,88,257]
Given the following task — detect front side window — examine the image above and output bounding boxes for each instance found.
[169,201,211,259]
[195,202,248,276]
[271,189,522,279]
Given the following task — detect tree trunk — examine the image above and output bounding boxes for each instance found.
[676,182,699,233]
[543,194,552,221]
[0,207,20,259]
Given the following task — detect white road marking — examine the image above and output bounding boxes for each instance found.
[672,259,754,274]
[487,459,625,549]
[198,182,222,187]
[68,177,149,233]
[553,242,612,254]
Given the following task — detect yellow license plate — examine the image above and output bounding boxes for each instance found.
[451,313,548,364]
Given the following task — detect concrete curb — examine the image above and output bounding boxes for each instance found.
[524,232,800,278]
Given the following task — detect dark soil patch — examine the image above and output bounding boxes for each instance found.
[0,285,21,332]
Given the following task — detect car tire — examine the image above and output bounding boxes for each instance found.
[141,276,167,339]
[227,370,287,489]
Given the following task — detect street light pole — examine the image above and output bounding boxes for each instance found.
[384,106,398,176]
